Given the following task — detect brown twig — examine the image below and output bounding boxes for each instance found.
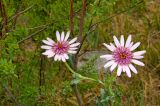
[0,0,8,37]
[70,0,74,34]
[69,0,83,106]
[18,26,48,44]
[77,0,144,56]
[8,4,34,23]
[73,1,86,105]
[2,84,20,106]
[90,0,144,29]
[77,0,86,42]
[39,55,45,95]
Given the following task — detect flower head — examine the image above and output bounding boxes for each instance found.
[100,35,146,77]
[41,31,80,62]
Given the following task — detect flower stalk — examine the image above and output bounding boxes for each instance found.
[64,62,104,85]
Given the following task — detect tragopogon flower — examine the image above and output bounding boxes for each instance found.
[100,35,146,77]
[41,31,80,62]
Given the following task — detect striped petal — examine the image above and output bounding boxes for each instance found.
[42,50,54,56]
[42,40,53,46]
[54,55,59,61]
[70,43,80,47]
[113,36,120,47]
[56,31,60,41]
[41,45,52,49]
[110,43,116,50]
[117,65,122,76]
[61,56,66,62]
[47,37,55,44]
[103,43,115,51]
[104,60,115,68]
[125,35,132,47]
[68,50,77,54]
[64,31,70,41]
[110,62,117,72]
[63,54,69,59]
[132,59,145,66]
[69,37,77,44]
[133,55,144,59]
[130,42,141,51]
[124,65,131,77]
[120,35,124,47]
[61,32,65,41]
[69,47,78,50]
[129,64,137,74]
[133,50,146,56]
[47,53,55,58]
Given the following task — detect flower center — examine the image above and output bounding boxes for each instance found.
[52,41,69,55]
[113,47,133,65]
[120,53,127,59]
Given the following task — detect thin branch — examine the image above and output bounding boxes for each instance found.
[77,0,86,42]
[0,0,8,37]
[8,4,35,23]
[77,0,144,55]
[70,0,74,34]
[2,84,20,106]
[90,0,144,29]
[18,26,48,44]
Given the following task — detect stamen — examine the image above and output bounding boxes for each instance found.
[52,41,69,55]
[113,47,133,65]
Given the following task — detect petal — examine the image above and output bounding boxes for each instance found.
[125,35,132,47]
[122,66,126,72]
[63,54,69,59]
[47,37,55,44]
[128,42,133,48]
[132,59,145,66]
[100,54,113,60]
[64,31,70,41]
[133,50,146,56]
[100,54,113,58]
[54,55,59,61]
[70,43,80,47]
[47,53,55,58]
[103,43,115,51]
[110,62,117,72]
[129,64,137,74]
[130,42,141,51]
[41,45,52,49]
[113,36,120,47]
[133,55,144,59]
[124,66,131,77]
[61,32,65,41]
[68,50,77,54]
[57,55,61,61]
[110,43,116,50]
[42,50,54,56]
[61,56,66,62]
[117,65,122,76]
[69,37,77,44]
[56,31,60,41]
[104,60,115,68]
[42,40,53,46]
[69,47,78,50]
[120,35,124,47]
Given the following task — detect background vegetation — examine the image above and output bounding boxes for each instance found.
[0,0,160,106]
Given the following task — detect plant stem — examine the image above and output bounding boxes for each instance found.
[64,62,104,85]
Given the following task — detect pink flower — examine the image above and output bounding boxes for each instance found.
[41,31,80,62]
[100,35,146,77]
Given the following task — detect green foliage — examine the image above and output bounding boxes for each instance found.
[0,0,159,105]
[0,59,16,79]
[62,81,72,96]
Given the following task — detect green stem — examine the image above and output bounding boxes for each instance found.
[64,62,104,85]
